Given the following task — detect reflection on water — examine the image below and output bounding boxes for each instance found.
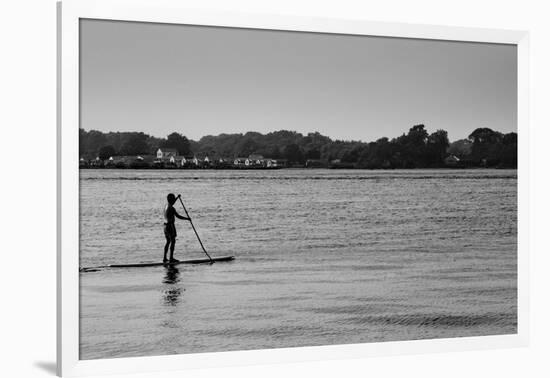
[163,265,180,284]
[79,169,517,360]
[162,266,182,306]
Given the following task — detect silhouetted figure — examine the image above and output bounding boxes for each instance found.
[163,193,190,263]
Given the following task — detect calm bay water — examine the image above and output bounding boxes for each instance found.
[79,169,517,360]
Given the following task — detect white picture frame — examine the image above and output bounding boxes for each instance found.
[57,0,529,376]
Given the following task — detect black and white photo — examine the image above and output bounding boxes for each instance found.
[77,18,518,361]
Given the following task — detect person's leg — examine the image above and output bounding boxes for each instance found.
[164,237,170,262]
[164,224,171,262]
[169,237,176,261]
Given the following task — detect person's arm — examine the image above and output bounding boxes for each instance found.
[174,209,191,221]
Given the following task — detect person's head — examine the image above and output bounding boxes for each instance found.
[167,193,177,205]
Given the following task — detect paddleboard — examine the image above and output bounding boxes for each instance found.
[107,255,235,268]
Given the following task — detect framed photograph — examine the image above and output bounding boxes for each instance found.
[58,0,529,376]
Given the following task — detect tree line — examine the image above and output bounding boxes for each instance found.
[79,125,517,168]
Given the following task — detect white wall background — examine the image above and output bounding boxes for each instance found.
[1,0,548,377]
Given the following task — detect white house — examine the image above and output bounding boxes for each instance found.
[248,154,264,166]
[233,157,265,167]
[156,148,178,159]
[178,156,196,166]
[234,158,247,166]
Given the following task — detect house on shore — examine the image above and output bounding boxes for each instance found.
[212,157,232,168]
[166,155,179,168]
[248,154,265,166]
[155,148,182,168]
[90,157,103,167]
[266,159,287,168]
[234,154,279,168]
[196,155,211,168]
[178,156,193,167]
[444,154,461,167]
[233,157,248,167]
[156,148,178,159]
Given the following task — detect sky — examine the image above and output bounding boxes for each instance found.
[80,19,517,143]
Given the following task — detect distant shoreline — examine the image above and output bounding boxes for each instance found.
[79,126,517,170]
[79,166,517,171]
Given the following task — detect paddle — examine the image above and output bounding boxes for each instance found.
[177,194,214,264]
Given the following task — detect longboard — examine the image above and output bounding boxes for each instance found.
[107,255,235,268]
[79,256,235,272]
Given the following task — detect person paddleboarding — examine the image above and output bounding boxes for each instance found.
[163,193,191,263]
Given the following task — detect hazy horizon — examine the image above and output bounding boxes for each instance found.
[80,19,517,142]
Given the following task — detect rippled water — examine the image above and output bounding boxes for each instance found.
[79,169,517,360]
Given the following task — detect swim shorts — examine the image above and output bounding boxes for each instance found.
[164,222,177,239]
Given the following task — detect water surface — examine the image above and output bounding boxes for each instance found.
[79,169,517,359]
